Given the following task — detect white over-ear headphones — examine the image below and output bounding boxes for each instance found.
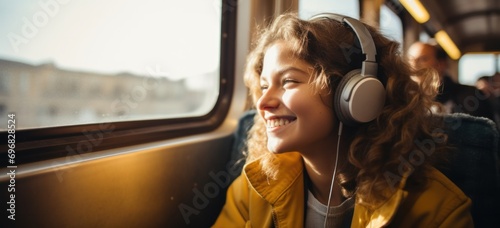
[310,13,386,126]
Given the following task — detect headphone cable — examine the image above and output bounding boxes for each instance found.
[324,122,343,228]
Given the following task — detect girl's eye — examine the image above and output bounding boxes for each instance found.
[260,84,268,91]
[283,78,298,86]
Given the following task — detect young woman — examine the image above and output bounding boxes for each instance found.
[213,13,473,227]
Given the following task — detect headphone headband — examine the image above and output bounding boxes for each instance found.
[309,13,385,126]
[309,13,378,77]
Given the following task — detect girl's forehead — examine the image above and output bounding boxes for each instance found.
[261,43,314,76]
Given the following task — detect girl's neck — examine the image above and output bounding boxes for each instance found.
[301,124,354,206]
[302,147,347,206]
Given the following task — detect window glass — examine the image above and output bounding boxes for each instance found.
[459,54,496,85]
[380,5,403,46]
[419,31,431,43]
[0,0,221,130]
[299,0,359,19]
[497,54,500,72]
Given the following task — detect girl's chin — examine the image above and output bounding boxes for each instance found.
[267,144,290,154]
[267,137,297,153]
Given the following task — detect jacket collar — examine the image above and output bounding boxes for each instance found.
[244,152,410,227]
[244,152,304,204]
[354,173,410,227]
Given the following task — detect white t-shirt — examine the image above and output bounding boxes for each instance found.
[305,190,355,228]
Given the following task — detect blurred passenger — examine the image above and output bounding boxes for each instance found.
[476,74,500,130]
[476,76,493,97]
[407,42,493,119]
[213,13,473,227]
[476,73,500,98]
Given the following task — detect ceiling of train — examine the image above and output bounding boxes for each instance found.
[420,0,500,53]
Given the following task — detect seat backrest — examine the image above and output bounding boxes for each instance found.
[439,113,500,226]
[228,110,500,226]
[227,109,256,183]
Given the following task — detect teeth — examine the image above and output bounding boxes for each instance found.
[267,118,292,128]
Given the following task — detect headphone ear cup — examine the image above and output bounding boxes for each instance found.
[334,69,385,126]
[334,70,361,125]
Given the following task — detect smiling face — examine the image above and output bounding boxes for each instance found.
[257,41,337,154]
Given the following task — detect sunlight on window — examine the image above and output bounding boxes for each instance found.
[459,54,496,85]
[0,0,222,129]
[380,5,403,46]
[419,31,431,43]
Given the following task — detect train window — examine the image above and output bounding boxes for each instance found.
[458,54,499,85]
[380,4,403,46]
[419,31,431,43]
[298,0,359,19]
[0,0,221,130]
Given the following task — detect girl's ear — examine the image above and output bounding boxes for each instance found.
[315,82,335,109]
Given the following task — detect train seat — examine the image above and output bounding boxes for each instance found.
[227,110,500,226]
[439,113,500,226]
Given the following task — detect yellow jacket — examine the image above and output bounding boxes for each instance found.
[213,152,474,227]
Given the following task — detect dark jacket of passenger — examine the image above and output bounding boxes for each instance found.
[437,76,493,120]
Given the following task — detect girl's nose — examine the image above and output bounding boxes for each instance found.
[257,88,280,111]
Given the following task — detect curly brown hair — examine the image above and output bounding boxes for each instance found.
[244,13,447,208]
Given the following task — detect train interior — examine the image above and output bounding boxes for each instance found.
[1,0,499,227]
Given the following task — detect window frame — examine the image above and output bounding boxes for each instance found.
[0,0,237,166]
